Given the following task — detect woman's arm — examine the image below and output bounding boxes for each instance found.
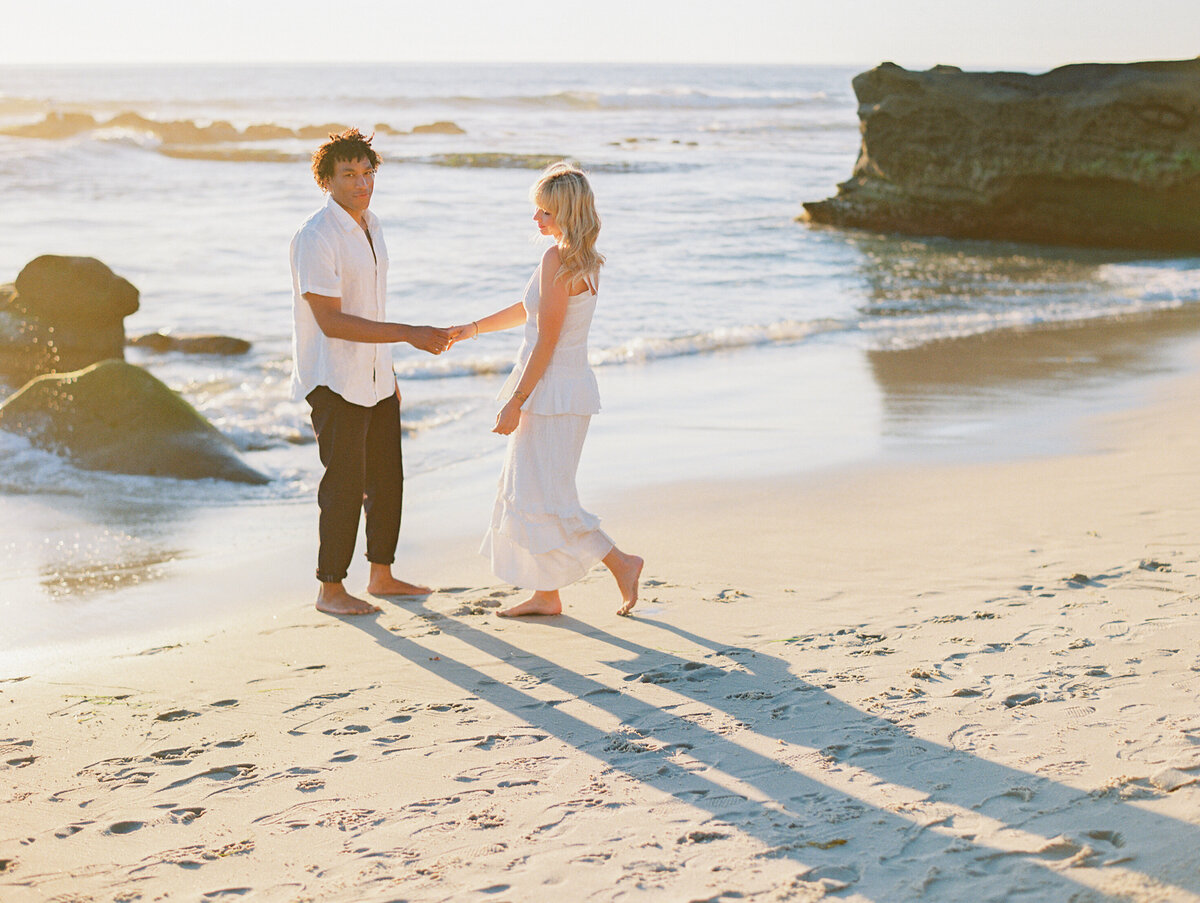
[447,300,526,345]
[493,247,569,435]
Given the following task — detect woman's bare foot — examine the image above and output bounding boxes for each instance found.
[497,590,562,617]
[316,583,381,616]
[367,564,432,597]
[605,549,644,616]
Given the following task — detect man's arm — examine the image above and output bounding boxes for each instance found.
[304,293,449,354]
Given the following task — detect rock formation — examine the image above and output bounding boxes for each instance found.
[802,59,1200,252]
[0,360,268,484]
[129,332,252,355]
[411,120,466,135]
[1,256,138,381]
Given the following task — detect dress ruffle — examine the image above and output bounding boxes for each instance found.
[489,493,603,554]
[481,530,612,592]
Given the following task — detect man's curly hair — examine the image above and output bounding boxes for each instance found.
[311,128,381,188]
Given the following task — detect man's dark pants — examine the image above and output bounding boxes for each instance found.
[306,385,403,583]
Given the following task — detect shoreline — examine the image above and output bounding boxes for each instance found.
[7,308,1200,669]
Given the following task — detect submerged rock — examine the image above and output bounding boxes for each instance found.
[296,122,352,139]
[129,332,252,355]
[802,59,1200,252]
[1,111,99,139]
[0,360,268,484]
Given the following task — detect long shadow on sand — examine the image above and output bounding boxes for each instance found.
[353,605,1200,900]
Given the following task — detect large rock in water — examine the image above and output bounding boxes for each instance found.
[0,360,268,484]
[1,256,139,380]
[802,59,1200,251]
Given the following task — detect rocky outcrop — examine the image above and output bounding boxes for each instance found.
[0,360,268,484]
[802,59,1200,252]
[1,256,138,381]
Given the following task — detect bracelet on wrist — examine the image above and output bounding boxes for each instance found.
[471,321,479,339]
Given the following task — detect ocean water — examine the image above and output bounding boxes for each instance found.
[2,62,1200,615]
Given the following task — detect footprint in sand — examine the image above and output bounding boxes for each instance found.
[468,732,549,751]
[151,746,210,766]
[677,829,729,844]
[283,690,355,714]
[1002,692,1042,708]
[627,661,727,685]
[1065,705,1097,722]
[797,864,859,892]
[163,764,256,791]
[708,589,749,603]
[453,599,504,616]
[156,709,201,722]
[107,820,144,835]
[427,702,473,713]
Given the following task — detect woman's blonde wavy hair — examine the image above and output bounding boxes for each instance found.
[532,162,605,287]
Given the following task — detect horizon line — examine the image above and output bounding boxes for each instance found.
[2,57,1191,73]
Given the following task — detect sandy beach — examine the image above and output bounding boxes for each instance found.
[2,320,1200,902]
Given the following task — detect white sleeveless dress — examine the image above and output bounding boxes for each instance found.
[480,264,614,591]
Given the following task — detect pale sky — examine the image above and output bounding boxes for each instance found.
[4,0,1198,69]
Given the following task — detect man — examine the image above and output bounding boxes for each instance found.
[290,128,450,615]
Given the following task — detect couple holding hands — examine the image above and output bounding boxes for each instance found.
[289,129,642,619]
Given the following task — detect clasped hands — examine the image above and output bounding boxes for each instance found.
[414,321,521,436]
[409,322,477,356]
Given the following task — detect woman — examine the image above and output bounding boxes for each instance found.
[450,163,643,617]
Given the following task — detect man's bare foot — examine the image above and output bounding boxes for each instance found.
[367,564,432,597]
[607,551,644,616]
[367,576,433,596]
[497,591,562,618]
[316,583,381,616]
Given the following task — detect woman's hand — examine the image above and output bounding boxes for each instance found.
[446,322,477,348]
[493,398,522,435]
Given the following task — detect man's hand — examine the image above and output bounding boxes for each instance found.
[407,325,452,355]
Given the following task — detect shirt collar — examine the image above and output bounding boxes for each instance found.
[324,194,378,233]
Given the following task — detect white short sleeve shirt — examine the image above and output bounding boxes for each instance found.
[290,195,394,407]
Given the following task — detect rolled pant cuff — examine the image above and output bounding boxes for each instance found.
[316,570,348,584]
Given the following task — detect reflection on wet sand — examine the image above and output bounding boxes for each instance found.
[867,305,1200,443]
[40,538,182,599]
[3,491,191,603]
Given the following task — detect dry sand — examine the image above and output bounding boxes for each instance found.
[4,341,1200,901]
